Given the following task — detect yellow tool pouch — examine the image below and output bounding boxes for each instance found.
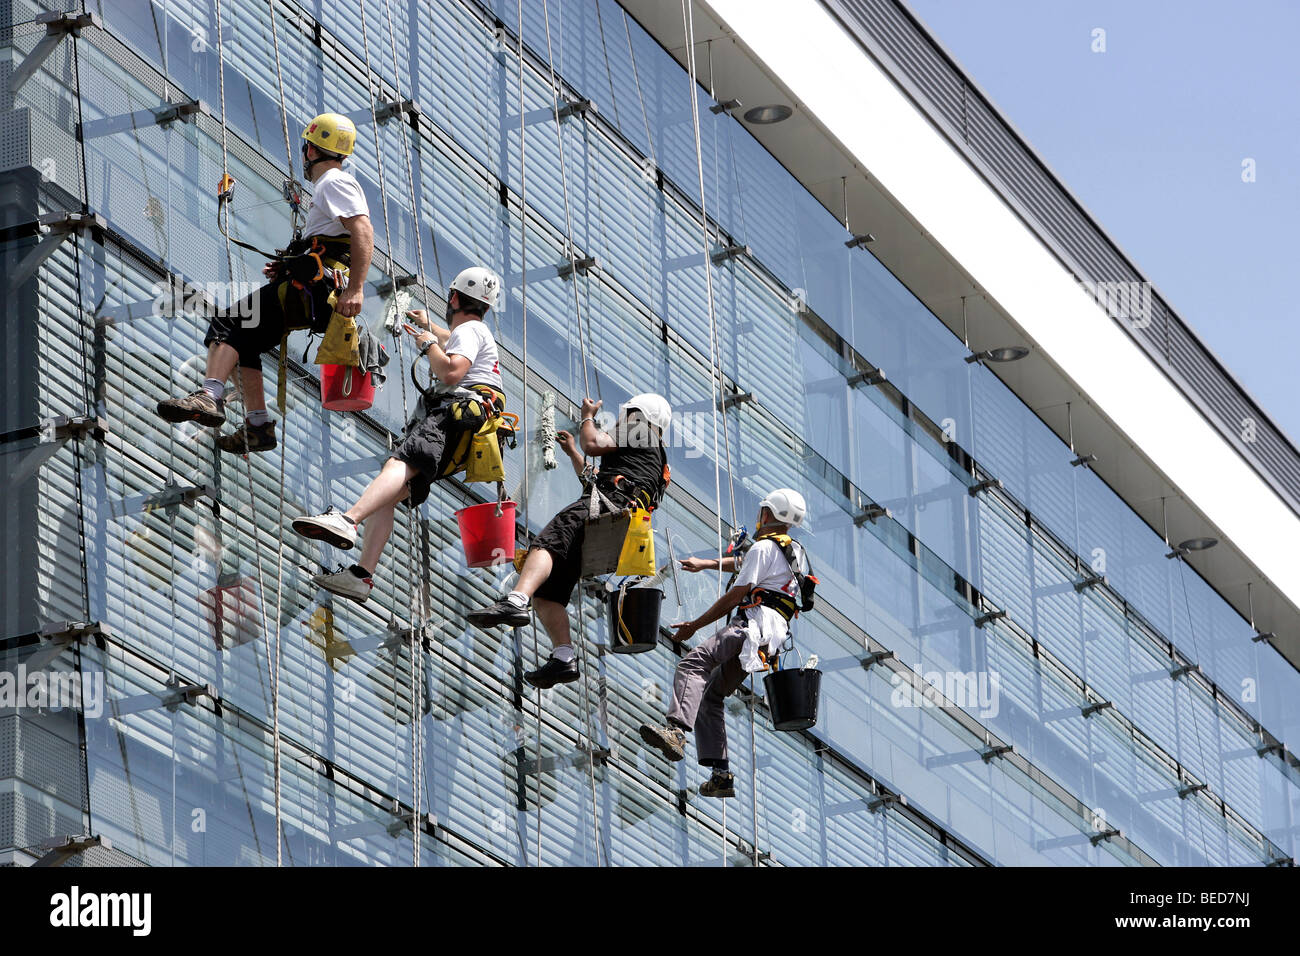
[615,505,656,577]
[312,304,361,366]
[434,390,512,484]
[465,417,507,484]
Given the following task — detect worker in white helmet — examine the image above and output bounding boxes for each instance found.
[640,488,816,798]
[467,393,673,690]
[289,267,506,604]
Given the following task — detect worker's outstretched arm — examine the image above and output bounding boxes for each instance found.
[578,398,618,456]
[669,583,749,643]
[335,213,373,317]
[680,555,737,573]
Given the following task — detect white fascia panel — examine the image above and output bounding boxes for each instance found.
[704,0,1300,608]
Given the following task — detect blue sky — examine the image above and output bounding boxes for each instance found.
[905,0,1300,441]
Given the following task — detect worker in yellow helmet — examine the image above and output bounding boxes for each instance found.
[157,112,374,454]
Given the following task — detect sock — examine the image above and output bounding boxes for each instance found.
[552,644,576,663]
[506,591,529,608]
[246,408,270,427]
[202,378,225,402]
[348,564,372,580]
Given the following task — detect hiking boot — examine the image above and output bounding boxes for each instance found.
[467,597,532,630]
[158,389,225,427]
[699,770,735,799]
[292,506,358,550]
[216,420,277,454]
[639,723,687,762]
[524,656,580,689]
[312,565,372,604]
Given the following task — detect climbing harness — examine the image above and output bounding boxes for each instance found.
[730,531,819,620]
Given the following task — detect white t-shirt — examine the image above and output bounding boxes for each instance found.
[301,167,369,238]
[439,320,503,392]
[735,539,798,597]
[734,537,804,669]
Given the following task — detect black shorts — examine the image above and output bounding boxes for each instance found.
[203,278,335,369]
[392,405,455,508]
[530,499,591,606]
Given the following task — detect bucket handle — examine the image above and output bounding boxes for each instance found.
[614,580,635,647]
[775,635,798,671]
[341,366,354,397]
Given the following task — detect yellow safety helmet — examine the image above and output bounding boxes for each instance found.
[302,112,357,158]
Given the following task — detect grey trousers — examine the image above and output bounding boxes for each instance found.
[666,622,749,766]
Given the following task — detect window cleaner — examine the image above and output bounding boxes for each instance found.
[156,112,374,454]
[466,393,672,690]
[639,488,817,798]
[289,267,510,604]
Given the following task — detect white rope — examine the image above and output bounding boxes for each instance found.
[212,0,281,867]
[540,0,596,400]
[682,0,756,866]
[355,0,424,865]
[511,0,545,869]
[540,0,603,864]
[622,10,657,168]
[264,0,298,871]
[377,0,436,868]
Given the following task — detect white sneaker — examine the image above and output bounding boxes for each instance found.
[292,507,357,550]
[313,566,372,604]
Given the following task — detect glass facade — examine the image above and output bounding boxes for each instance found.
[1,0,1296,866]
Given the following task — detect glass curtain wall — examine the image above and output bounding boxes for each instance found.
[0,0,1294,865]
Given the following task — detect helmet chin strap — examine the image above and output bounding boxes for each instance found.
[301,142,340,179]
[301,142,321,178]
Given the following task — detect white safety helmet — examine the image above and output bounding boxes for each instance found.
[759,488,806,527]
[621,392,672,433]
[449,266,501,311]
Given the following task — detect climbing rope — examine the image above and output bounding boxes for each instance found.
[540,0,596,401]
[1166,497,1213,859]
[212,0,284,867]
[682,0,758,866]
[511,0,544,869]
[355,0,422,864]
[379,0,435,866]
[264,0,299,871]
[540,0,603,864]
[622,9,657,168]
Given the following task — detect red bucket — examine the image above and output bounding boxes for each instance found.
[456,500,517,568]
[320,364,376,411]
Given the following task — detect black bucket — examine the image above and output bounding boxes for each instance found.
[609,586,663,654]
[764,667,822,731]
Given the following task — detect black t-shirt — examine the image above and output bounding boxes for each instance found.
[595,424,668,508]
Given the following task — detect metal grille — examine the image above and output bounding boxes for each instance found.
[827,0,1300,514]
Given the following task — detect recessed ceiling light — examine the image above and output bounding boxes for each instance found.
[743,104,793,124]
[964,346,1030,365]
[1177,537,1218,552]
